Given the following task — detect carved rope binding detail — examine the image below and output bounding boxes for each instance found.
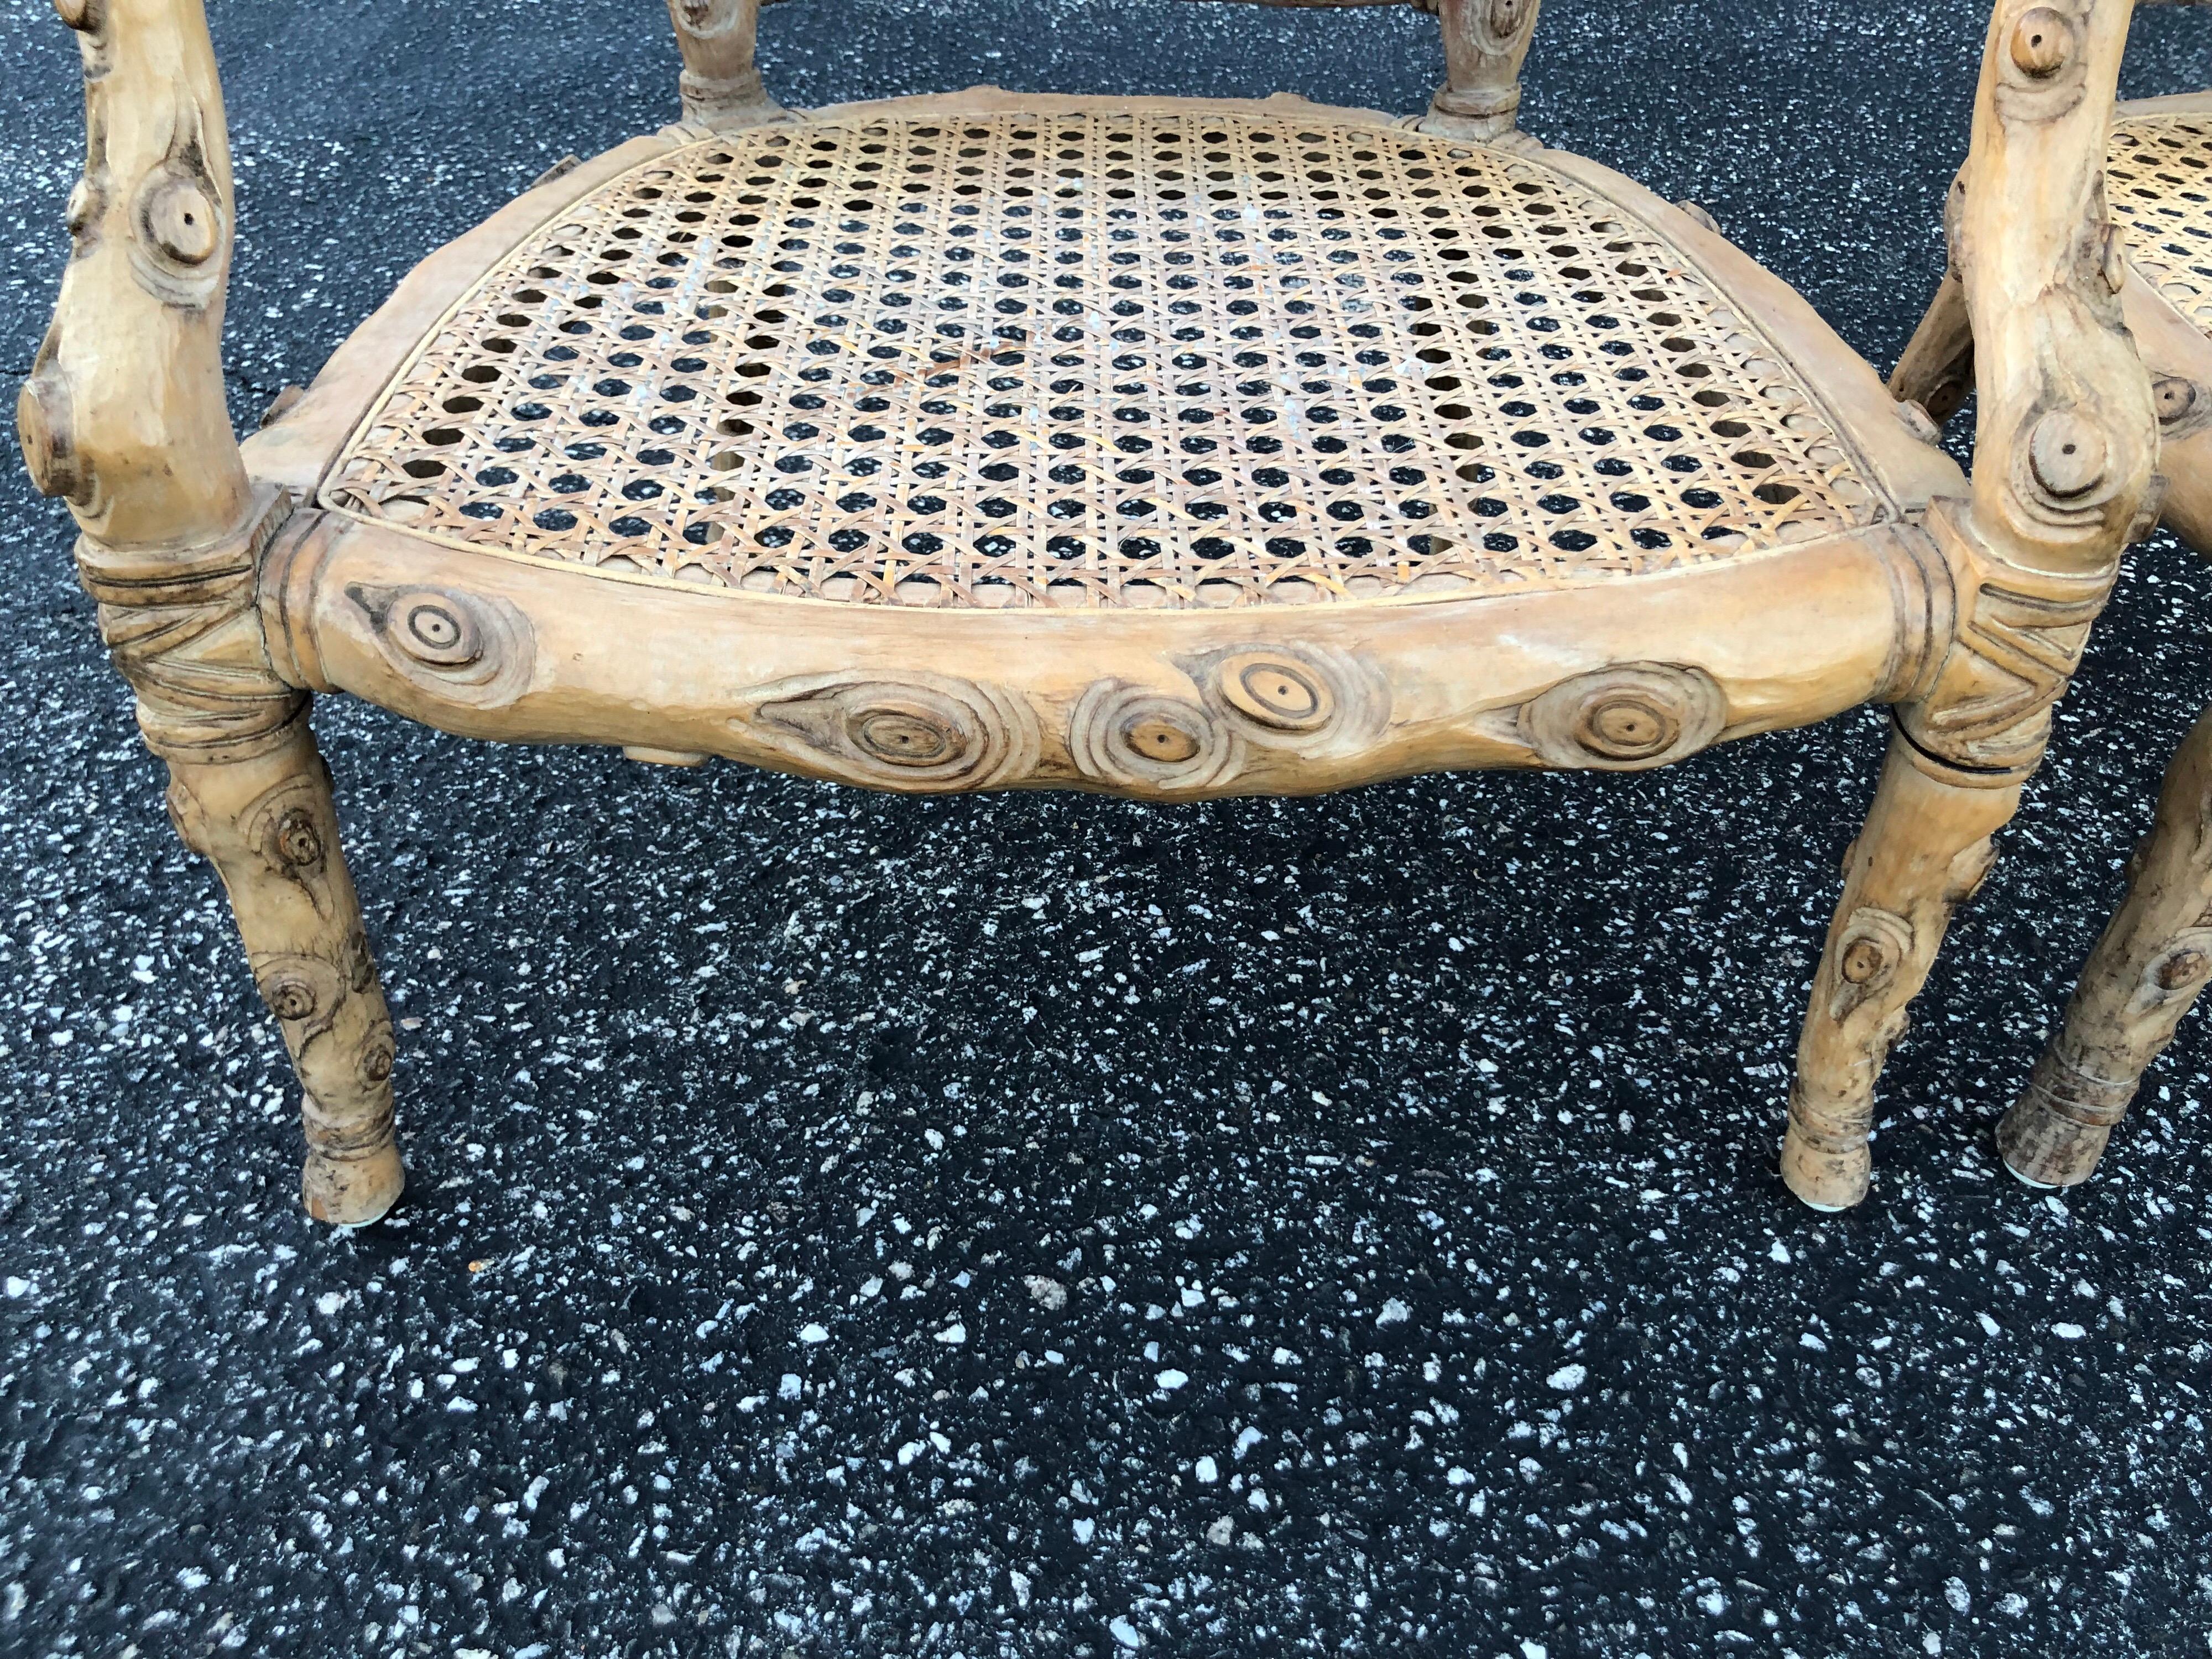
[75,488,306,763]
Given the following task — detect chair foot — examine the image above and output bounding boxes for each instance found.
[1994,1047,2132,1190]
[303,1137,405,1227]
[1780,1088,1871,1211]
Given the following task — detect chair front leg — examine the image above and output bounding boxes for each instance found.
[1999,701,2212,1186]
[18,0,401,1223]
[1784,502,2124,1210]
[164,723,401,1224]
[1785,731,2021,1209]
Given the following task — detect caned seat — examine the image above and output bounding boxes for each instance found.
[23,0,2156,1226]
[322,112,1884,611]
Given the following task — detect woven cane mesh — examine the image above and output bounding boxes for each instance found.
[325,111,1886,609]
[2110,111,2212,335]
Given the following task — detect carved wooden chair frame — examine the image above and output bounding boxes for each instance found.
[1893,0,2212,1192]
[19,0,2156,1224]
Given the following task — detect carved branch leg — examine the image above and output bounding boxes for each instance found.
[1999,702,2212,1186]
[1783,496,2132,1210]
[665,0,784,130]
[1417,0,1542,148]
[169,720,403,1222]
[1785,732,2019,1209]
[20,0,401,1223]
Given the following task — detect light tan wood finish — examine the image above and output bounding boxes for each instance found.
[17,0,402,1223]
[1895,34,2212,1189]
[666,0,785,131]
[1419,0,1542,146]
[17,0,2153,1222]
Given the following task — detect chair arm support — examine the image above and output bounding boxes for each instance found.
[18,0,253,556]
[1416,0,1541,144]
[665,0,785,129]
[1957,1,2157,576]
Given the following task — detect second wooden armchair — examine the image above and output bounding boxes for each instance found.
[1896,0,2212,1193]
[17,0,2156,1224]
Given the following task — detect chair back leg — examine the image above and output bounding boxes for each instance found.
[2001,701,2212,1186]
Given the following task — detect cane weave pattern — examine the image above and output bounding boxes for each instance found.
[325,111,1886,608]
[2110,111,2212,336]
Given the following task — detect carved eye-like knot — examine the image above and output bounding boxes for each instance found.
[2027,409,2107,500]
[264,975,320,1022]
[2156,948,2208,992]
[848,700,964,769]
[362,1039,396,1084]
[1121,712,1205,764]
[397,596,481,666]
[1217,654,1333,734]
[1488,0,1536,34]
[1522,662,1725,771]
[2009,6,2074,78]
[15,368,87,505]
[2154,376,2199,427]
[142,174,219,267]
[274,807,325,869]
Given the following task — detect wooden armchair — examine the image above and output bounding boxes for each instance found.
[18,0,2154,1224]
[1896,0,2212,1192]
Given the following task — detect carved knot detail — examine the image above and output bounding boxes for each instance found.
[1522,663,1725,771]
[745,671,1040,791]
[1828,906,1914,1022]
[1070,682,1243,794]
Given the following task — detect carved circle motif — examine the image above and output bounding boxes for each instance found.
[143,176,218,265]
[14,372,85,505]
[264,975,319,1023]
[274,807,324,869]
[2008,6,2074,77]
[346,582,533,707]
[1217,653,1334,735]
[2156,948,2209,992]
[750,672,1040,791]
[397,596,481,667]
[1828,906,1915,1019]
[1523,663,1725,771]
[2156,377,2201,427]
[363,1038,396,1084]
[2027,409,2107,501]
[1069,681,1241,793]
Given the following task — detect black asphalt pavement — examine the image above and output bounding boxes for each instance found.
[5,2,2212,1655]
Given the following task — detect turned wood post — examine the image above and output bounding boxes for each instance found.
[1417,0,1542,145]
[17,0,403,1224]
[665,0,784,129]
[2000,703,2212,1183]
[1784,0,2159,1209]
